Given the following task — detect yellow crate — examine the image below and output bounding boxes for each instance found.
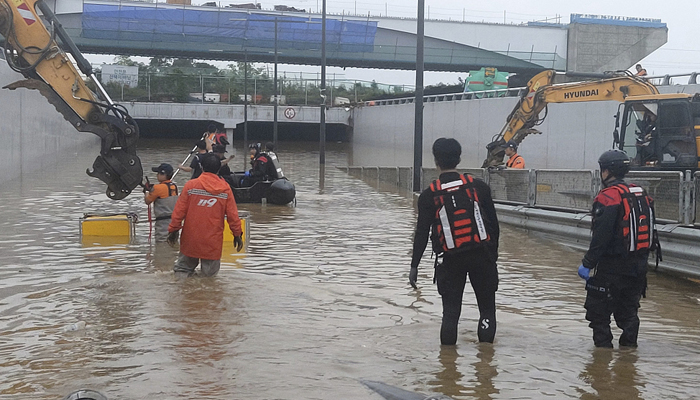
[80,214,136,239]
[222,211,249,255]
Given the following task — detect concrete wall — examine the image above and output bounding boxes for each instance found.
[352,96,619,170]
[567,22,667,73]
[125,103,351,129]
[0,63,99,184]
[352,83,700,170]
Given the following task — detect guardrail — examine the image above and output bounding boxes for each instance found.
[363,71,700,107]
[341,166,700,279]
[342,166,699,225]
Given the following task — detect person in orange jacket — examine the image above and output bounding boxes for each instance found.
[635,64,647,77]
[167,153,243,278]
[144,163,178,242]
[504,141,525,169]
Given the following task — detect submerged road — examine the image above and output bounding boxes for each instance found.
[0,141,699,399]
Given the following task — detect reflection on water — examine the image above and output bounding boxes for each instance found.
[0,140,700,399]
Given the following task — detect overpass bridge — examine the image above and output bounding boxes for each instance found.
[44,0,667,74]
[123,102,351,140]
[124,102,350,127]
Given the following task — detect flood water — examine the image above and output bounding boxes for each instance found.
[1,140,700,400]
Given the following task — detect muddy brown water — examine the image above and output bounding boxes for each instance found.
[1,140,699,400]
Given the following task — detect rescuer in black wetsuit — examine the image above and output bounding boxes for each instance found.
[578,150,658,348]
[409,138,500,345]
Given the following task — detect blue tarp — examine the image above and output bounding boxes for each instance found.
[82,3,378,53]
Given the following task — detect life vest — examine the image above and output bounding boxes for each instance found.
[506,154,524,168]
[214,132,228,146]
[266,151,285,180]
[607,183,655,254]
[153,182,179,221]
[207,132,229,146]
[429,174,491,254]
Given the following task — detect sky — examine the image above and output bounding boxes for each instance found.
[91,0,700,87]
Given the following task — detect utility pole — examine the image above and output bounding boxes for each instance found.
[273,17,279,147]
[319,0,327,190]
[413,0,425,192]
[244,50,249,170]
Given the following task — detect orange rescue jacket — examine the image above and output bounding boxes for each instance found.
[506,153,525,169]
[168,172,242,260]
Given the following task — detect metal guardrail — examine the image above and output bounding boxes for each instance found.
[344,166,699,225]
[625,171,685,223]
[487,169,533,205]
[365,87,527,106]
[363,71,700,107]
[535,169,597,211]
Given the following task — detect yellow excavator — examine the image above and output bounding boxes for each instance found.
[483,70,700,170]
[0,0,141,199]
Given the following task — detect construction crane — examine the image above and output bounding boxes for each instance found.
[0,0,142,199]
[483,70,700,170]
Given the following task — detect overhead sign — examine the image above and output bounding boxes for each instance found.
[101,64,139,88]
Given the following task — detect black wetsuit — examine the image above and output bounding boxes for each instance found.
[240,153,269,187]
[190,154,203,179]
[411,171,500,345]
[582,178,652,348]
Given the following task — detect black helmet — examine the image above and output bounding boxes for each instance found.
[598,149,630,176]
[505,140,518,150]
[248,142,261,151]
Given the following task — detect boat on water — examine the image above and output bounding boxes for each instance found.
[230,178,296,205]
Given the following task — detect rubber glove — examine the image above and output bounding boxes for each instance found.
[167,231,179,247]
[244,170,251,177]
[409,267,418,289]
[577,264,591,281]
[233,235,243,252]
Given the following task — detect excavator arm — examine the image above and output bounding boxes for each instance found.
[0,0,141,200]
[482,70,659,168]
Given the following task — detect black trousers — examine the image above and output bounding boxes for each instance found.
[584,273,645,348]
[435,249,498,345]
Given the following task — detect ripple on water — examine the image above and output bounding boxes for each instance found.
[0,141,699,399]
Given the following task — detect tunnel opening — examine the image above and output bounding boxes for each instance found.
[135,119,352,143]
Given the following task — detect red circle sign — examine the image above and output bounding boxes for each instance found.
[284,107,296,119]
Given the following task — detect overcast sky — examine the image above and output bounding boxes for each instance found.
[94,0,700,87]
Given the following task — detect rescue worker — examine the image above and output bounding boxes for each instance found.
[206,123,229,149]
[178,140,207,179]
[263,141,285,180]
[238,143,269,187]
[167,153,243,279]
[213,144,234,177]
[410,138,500,345]
[634,64,647,77]
[504,141,525,169]
[144,163,179,242]
[578,150,658,348]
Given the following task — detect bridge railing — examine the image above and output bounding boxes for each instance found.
[363,71,700,107]
[342,166,698,225]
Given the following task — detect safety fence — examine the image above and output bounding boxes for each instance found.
[342,166,699,225]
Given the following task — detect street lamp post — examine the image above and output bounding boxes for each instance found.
[413,0,425,192]
[244,50,249,170]
[319,0,327,190]
[273,17,279,147]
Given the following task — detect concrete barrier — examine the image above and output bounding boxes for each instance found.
[496,204,700,280]
[0,63,99,185]
[343,166,700,280]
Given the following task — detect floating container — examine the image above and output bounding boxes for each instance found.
[80,213,137,241]
[223,211,250,256]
